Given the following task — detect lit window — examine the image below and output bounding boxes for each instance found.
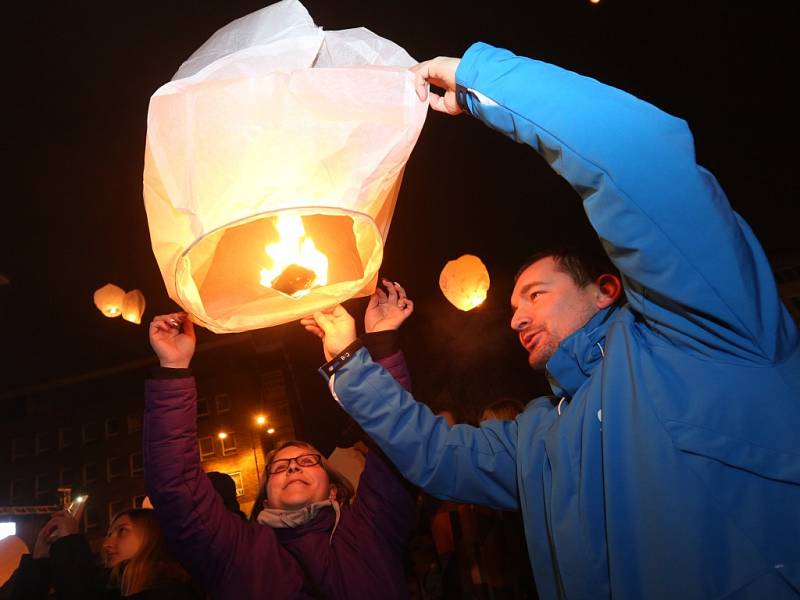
[130,452,144,476]
[0,522,15,542]
[228,471,245,497]
[221,433,238,456]
[198,437,215,460]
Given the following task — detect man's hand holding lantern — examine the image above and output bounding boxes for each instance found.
[302,279,414,360]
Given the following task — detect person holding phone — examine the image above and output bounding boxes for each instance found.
[8,503,198,599]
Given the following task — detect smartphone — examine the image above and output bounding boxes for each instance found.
[48,495,88,542]
[66,495,88,517]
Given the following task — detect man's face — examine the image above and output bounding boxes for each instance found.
[266,446,334,511]
[510,257,601,370]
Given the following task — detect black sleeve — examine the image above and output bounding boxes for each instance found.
[6,554,52,600]
[48,534,106,600]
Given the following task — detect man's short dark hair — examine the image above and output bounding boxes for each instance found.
[515,247,619,288]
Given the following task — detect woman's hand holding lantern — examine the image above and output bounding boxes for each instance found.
[365,279,414,333]
[149,313,196,368]
[302,280,414,361]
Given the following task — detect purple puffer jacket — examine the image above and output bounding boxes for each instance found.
[143,351,416,600]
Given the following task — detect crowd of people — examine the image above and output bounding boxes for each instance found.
[3,39,798,599]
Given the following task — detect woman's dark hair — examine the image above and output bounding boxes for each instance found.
[249,440,356,521]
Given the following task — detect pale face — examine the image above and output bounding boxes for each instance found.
[510,257,602,371]
[102,515,141,567]
[266,446,335,511]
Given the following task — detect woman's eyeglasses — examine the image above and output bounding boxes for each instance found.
[268,453,322,475]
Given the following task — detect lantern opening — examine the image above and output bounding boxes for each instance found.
[178,211,377,326]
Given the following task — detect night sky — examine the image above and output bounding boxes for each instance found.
[2,2,797,431]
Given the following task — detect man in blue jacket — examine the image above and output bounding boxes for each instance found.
[308,43,800,599]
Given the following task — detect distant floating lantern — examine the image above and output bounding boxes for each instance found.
[143,0,427,333]
[122,290,146,324]
[94,283,126,318]
[439,255,490,311]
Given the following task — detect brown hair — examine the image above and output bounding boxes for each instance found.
[105,508,189,595]
[249,440,355,520]
[515,247,619,289]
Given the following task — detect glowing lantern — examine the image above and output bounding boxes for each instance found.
[439,255,491,311]
[122,289,146,324]
[94,283,126,318]
[143,0,427,333]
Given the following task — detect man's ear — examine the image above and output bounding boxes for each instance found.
[594,274,622,308]
[329,485,337,502]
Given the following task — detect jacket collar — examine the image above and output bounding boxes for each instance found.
[546,305,617,399]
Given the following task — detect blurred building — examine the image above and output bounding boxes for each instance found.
[0,332,299,552]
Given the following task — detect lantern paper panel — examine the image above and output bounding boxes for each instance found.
[439,255,491,312]
[144,0,428,333]
[122,290,146,324]
[94,283,126,318]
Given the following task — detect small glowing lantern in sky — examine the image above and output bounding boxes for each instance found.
[122,290,146,324]
[439,255,491,311]
[143,0,427,333]
[94,283,126,318]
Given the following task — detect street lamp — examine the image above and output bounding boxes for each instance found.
[217,415,276,485]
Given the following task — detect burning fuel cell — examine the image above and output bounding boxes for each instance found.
[260,215,328,298]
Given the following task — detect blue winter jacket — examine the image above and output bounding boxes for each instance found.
[325,43,800,599]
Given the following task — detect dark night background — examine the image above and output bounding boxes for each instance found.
[2,1,797,448]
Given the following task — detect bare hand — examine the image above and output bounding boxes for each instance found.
[300,305,357,362]
[365,279,414,333]
[33,509,83,558]
[149,313,196,368]
[411,56,462,115]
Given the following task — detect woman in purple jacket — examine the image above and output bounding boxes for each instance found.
[144,281,417,599]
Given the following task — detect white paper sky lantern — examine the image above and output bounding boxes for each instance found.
[143,0,427,333]
[122,289,146,324]
[439,255,491,312]
[94,283,126,318]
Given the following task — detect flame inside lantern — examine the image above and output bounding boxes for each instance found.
[259,215,329,298]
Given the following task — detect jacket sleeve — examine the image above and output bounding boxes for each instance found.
[349,450,418,551]
[456,42,797,362]
[331,348,520,510]
[48,534,106,600]
[7,555,52,600]
[143,376,303,598]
